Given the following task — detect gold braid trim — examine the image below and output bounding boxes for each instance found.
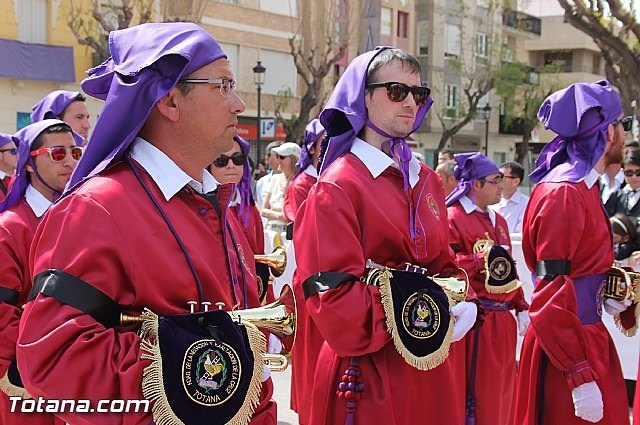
[138,308,267,425]
[613,300,640,337]
[377,269,454,371]
[138,309,185,425]
[0,370,32,399]
[227,322,266,425]
[484,278,523,294]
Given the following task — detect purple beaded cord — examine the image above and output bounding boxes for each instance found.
[336,357,365,425]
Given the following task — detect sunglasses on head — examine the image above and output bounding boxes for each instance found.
[213,152,246,168]
[0,148,17,155]
[30,146,83,162]
[613,116,633,132]
[624,169,640,177]
[366,82,431,106]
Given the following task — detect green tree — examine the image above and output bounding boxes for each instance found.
[557,0,640,117]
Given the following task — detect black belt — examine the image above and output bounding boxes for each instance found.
[0,287,19,306]
[536,260,571,280]
[302,272,357,298]
[28,269,121,328]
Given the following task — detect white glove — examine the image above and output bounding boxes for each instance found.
[571,381,603,423]
[516,311,530,336]
[603,298,632,316]
[450,301,477,342]
[262,364,272,382]
[267,333,283,354]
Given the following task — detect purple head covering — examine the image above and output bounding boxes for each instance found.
[30,90,82,122]
[233,135,255,227]
[445,152,500,207]
[530,80,622,184]
[68,22,227,190]
[318,46,433,188]
[0,132,12,148]
[0,119,83,213]
[295,118,324,177]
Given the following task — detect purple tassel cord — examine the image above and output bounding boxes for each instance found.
[336,357,365,425]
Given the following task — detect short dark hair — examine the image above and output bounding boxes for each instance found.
[366,49,422,91]
[611,213,639,240]
[623,150,640,168]
[31,123,73,151]
[500,161,524,182]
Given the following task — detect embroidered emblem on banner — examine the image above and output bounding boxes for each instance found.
[489,257,511,282]
[427,194,440,220]
[402,291,440,339]
[183,340,242,406]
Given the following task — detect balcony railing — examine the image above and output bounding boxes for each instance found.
[502,9,542,36]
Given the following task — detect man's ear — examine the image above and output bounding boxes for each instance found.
[155,88,182,123]
[606,123,615,146]
[25,162,34,173]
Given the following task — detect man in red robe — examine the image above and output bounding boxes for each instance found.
[16,23,276,425]
[286,118,324,424]
[0,133,17,200]
[30,90,91,143]
[0,120,83,425]
[446,152,529,425]
[514,80,635,425]
[294,47,482,425]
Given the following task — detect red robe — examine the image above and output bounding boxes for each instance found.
[231,203,265,255]
[448,202,529,425]
[0,200,61,425]
[294,153,469,425]
[16,160,276,425]
[0,175,13,203]
[285,171,317,424]
[283,171,316,223]
[514,181,630,425]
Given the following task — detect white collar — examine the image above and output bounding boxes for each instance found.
[229,188,241,207]
[349,137,420,188]
[0,170,7,180]
[505,188,526,204]
[583,168,600,189]
[460,195,496,226]
[130,137,220,200]
[303,164,318,178]
[25,184,52,218]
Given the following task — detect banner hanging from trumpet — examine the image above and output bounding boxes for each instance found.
[364,261,464,371]
[137,309,265,425]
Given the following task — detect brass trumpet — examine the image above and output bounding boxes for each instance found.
[255,245,287,277]
[605,266,640,302]
[230,284,297,354]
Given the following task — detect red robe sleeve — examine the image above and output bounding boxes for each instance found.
[525,184,598,389]
[294,181,391,357]
[0,223,24,377]
[17,194,151,425]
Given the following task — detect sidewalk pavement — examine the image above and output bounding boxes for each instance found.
[271,365,300,425]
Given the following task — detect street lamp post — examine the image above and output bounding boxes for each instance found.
[253,60,266,163]
[482,104,491,157]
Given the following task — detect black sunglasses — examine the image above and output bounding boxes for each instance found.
[366,82,431,106]
[213,152,246,168]
[624,169,640,177]
[0,148,17,155]
[613,116,633,132]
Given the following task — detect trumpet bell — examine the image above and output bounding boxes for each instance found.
[255,245,287,277]
[432,276,468,304]
[231,284,297,354]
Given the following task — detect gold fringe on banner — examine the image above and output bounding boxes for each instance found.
[0,370,32,399]
[377,269,454,371]
[614,300,640,337]
[138,308,266,425]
